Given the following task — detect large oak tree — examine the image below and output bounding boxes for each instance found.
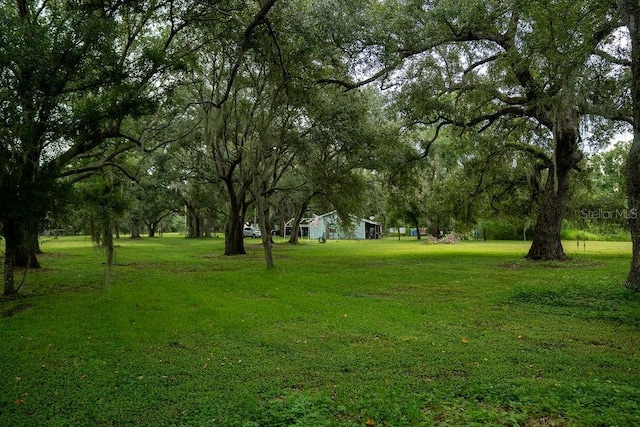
[0,0,279,295]
[0,1,192,294]
[392,0,617,260]
[321,0,617,260]
[616,0,640,291]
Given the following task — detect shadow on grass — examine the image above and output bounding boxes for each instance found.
[510,286,640,327]
[0,302,33,318]
[497,258,605,269]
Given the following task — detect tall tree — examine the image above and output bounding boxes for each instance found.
[243,61,297,267]
[181,0,282,256]
[0,1,192,295]
[616,0,640,291]
[0,0,281,293]
[399,0,616,260]
[321,0,617,260]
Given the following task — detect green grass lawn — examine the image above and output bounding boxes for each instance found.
[1,236,639,426]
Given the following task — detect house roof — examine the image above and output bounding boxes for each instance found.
[320,211,381,225]
[285,211,380,226]
[284,217,314,227]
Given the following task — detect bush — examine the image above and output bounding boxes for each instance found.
[562,227,630,242]
[479,220,532,241]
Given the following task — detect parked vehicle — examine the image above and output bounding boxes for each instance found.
[243,226,261,238]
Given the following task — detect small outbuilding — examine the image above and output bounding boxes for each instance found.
[286,211,382,240]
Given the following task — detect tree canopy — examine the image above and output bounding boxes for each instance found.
[1,0,638,294]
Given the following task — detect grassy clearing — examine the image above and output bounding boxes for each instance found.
[1,236,639,426]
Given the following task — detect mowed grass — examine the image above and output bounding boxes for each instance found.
[1,236,639,426]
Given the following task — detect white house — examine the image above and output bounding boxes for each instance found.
[286,211,382,240]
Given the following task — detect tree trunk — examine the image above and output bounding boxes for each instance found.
[431,219,440,239]
[4,250,15,296]
[2,217,40,295]
[3,225,16,296]
[278,204,288,238]
[4,217,40,269]
[33,222,42,255]
[526,126,580,261]
[256,195,275,269]
[224,208,246,255]
[186,203,203,238]
[186,205,195,238]
[222,175,249,255]
[288,199,310,245]
[525,170,568,260]
[18,217,41,268]
[104,224,115,267]
[204,208,214,238]
[626,142,640,291]
[131,221,142,239]
[148,217,167,238]
[414,218,421,240]
[224,189,247,255]
[619,0,640,291]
